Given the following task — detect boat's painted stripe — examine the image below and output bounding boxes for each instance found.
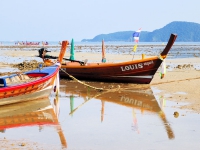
[111,75,153,79]
[36,105,53,112]
[0,86,53,105]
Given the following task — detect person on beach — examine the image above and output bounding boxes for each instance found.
[38,48,57,61]
[42,49,49,61]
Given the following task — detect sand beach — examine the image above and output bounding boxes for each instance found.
[1,45,200,113]
[0,44,200,149]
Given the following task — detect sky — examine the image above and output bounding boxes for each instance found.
[0,0,199,42]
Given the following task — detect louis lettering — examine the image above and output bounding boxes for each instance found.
[121,63,143,71]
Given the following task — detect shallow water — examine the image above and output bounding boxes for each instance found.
[1,44,200,59]
[0,81,199,150]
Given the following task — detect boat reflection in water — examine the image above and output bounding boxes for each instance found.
[0,97,67,148]
[62,82,175,140]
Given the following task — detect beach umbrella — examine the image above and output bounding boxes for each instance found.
[102,39,106,63]
[70,38,75,60]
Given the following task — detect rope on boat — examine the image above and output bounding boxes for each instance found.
[158,54,164,61]
[60,68,104,91]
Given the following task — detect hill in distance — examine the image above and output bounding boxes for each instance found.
[81,21,200,42]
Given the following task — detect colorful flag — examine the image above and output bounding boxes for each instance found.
[133,28,141,43]
[132,28,141,52]
[102,39,106,63]
[133,44,138,52]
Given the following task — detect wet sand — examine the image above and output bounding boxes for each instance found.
[1,47,200,114]
[0,46,200,149]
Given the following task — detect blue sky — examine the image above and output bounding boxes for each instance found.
[0,0,199,41]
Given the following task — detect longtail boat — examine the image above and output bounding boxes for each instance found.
[41,34,177,84]
[0,41,69,105]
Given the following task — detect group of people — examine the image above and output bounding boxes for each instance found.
[0,41,64,46]
[15,41,49,46]
[15,41,40,45]
[41,41,49,46]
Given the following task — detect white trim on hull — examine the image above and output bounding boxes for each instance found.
[0,86,53,106]
[111,75,153,79]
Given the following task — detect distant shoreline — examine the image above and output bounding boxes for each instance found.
[1,45,200,59]
[1,44,200,49]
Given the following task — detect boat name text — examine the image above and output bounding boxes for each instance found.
[121,61,154,71]
[120,95,153,110]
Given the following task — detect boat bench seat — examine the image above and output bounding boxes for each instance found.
[0,74,30,87]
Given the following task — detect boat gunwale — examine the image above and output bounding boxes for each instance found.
[0,66,59,92]
[62,56,159,69]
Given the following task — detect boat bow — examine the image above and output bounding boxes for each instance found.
[160,34,177,59]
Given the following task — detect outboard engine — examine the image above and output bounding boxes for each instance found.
[38,48,50,58]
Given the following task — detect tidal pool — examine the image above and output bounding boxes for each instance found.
[0,81,199,150]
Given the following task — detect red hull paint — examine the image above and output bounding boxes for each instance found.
[0,66,59,104]
[60,58,162,84]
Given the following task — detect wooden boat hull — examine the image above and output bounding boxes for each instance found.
[0,86,52,105]
[0,65,59,105]
[60,57,162,84]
